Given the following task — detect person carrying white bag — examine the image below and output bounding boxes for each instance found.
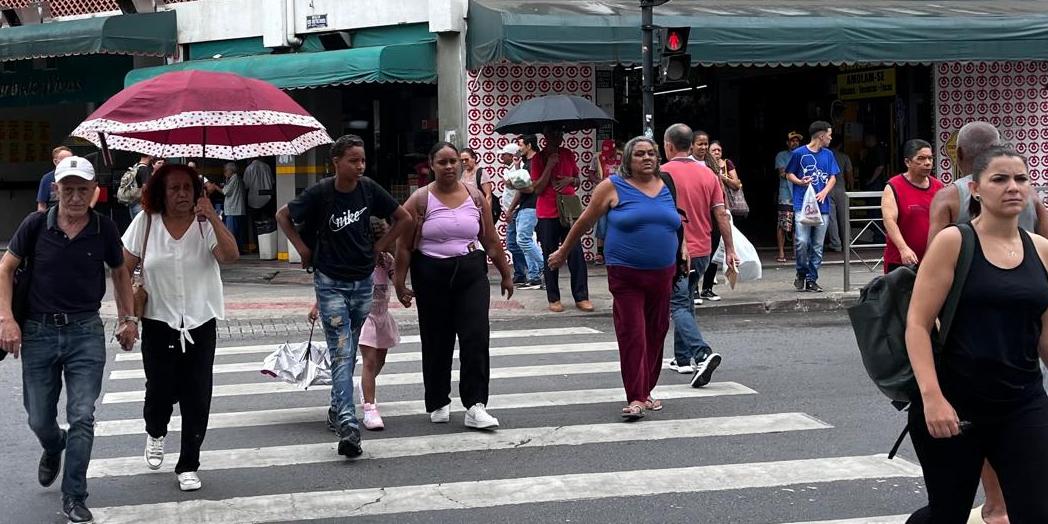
[784,120,842,293]
[713,217,762,285]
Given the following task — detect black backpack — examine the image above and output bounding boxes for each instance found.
[477,168,502,224]
[848,223,975,405]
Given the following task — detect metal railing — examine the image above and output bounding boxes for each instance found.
[842,191,886,291]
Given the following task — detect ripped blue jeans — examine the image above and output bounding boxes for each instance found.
[314,270,373,436]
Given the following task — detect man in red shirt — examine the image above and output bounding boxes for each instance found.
[531,126,592,313]
[662,123,737,387]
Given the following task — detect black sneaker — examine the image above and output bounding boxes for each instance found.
[805,281,824,293]
[700,289,721,301]
[39,429,66,487]
[326,409,339,435]
[63,498,93,524]
[512,276,526,286]
[794,277,805,291]
[337,430,363,458]
[691,353,722,388]
[520,278,544,290]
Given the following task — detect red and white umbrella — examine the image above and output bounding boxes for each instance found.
[71,70,331,160]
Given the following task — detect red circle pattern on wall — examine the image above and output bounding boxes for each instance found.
[466,62,599,260]
[935,61,1048,202]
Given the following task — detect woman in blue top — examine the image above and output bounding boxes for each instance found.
[549,136,681,420]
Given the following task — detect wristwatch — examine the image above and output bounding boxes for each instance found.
[120,316,139,325]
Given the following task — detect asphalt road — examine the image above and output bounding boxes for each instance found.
[0,311,953,524]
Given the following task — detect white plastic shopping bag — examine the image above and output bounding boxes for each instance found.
[504,168,533,190]
[800,185,824,226]
[712,219,762,283]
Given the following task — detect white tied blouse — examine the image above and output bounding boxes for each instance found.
[122,212,224,350]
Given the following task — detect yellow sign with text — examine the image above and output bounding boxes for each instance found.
[837,68,896,100]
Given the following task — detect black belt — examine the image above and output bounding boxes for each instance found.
[30,312,99,327]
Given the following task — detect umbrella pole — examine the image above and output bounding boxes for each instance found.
[197,126,208,238]
[97,132,112,168]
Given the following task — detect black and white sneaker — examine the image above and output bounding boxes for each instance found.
[691,353,722,388]
[668,359,694,374]
[63,498,93,524]
[693,297,704,306]
[805,281,824,293]
[520,279,544,290]
[700,289,721,301]
[794,277,805,291]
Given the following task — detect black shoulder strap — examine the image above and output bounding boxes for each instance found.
[937,222,975,345]
[475,168,483,189]
[659,172,677,202]
[24,209,49,262]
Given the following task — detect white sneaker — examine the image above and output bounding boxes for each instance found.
[144,435,165,470]
[668,359,694,374]
[177,472,202,491]
[430,403,450,423]
[464,403,499,429]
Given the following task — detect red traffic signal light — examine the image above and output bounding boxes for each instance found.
[662,27,690,55]
[667,31,683,52]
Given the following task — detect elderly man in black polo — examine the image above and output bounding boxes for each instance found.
[0,156,137,524]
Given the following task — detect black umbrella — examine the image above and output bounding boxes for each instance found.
[494,94,615,135]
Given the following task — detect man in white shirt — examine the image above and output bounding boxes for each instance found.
[498,143,528,284]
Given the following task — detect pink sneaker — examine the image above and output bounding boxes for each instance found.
[362,403,384,430]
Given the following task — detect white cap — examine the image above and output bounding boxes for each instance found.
[54,156,96,182]
[499,143,520,156]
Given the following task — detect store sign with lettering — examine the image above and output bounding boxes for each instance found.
[837,68,896,100]
[306,14,328,29]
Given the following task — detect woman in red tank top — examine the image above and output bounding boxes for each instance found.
[881,139,943,273]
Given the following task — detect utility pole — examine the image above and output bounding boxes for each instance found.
[640,0,669,139]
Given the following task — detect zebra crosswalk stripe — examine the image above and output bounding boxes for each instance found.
[101,361,628,404]
[88,413,831,478]
[94,382,757,437]
[106,341,620,381]
[91,455,922,523]
[112,326,603,362]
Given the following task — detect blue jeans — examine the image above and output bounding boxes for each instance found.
[224,214,244,250]
[505,211,527,281]
[670,256,712,365]
[129,202,142,219]
[21,314,106,501]
[795,213,830,282]
[314,270,373,436]
[515,208,544,281]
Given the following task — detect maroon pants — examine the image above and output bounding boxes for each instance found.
[607,265,676,403]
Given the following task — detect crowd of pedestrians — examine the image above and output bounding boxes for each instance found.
[3,115,1048,522]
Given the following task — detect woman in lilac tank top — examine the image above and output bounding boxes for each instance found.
[550,136,682,420]
[395,142,514,430]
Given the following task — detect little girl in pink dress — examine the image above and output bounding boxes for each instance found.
[357,223,400,430]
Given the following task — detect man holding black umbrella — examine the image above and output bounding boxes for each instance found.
[530,126,592,312]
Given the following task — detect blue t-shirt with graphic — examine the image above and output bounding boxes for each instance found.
[786,146,841,214]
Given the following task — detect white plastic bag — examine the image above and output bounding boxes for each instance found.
[504,168,533,190]
[800,185,824,226]
[712,220,762,282]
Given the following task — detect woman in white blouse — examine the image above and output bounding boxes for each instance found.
[121,163,239,492]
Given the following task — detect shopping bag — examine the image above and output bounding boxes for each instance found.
[712,219,762,282]
[504,168,533,190]
[260,319,331,390]
[800,185,824,226]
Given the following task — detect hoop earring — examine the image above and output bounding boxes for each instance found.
[973,195,982,202]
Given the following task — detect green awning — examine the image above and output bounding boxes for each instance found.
[126,41,436,89]
[468,0,1048,67]
[0,11,176,62]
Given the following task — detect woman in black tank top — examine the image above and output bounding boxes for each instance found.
[904,146,1048,523]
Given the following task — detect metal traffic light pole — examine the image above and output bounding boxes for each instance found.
[640,0,670,139]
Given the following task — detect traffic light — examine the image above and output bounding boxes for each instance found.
[659,27,691,85]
